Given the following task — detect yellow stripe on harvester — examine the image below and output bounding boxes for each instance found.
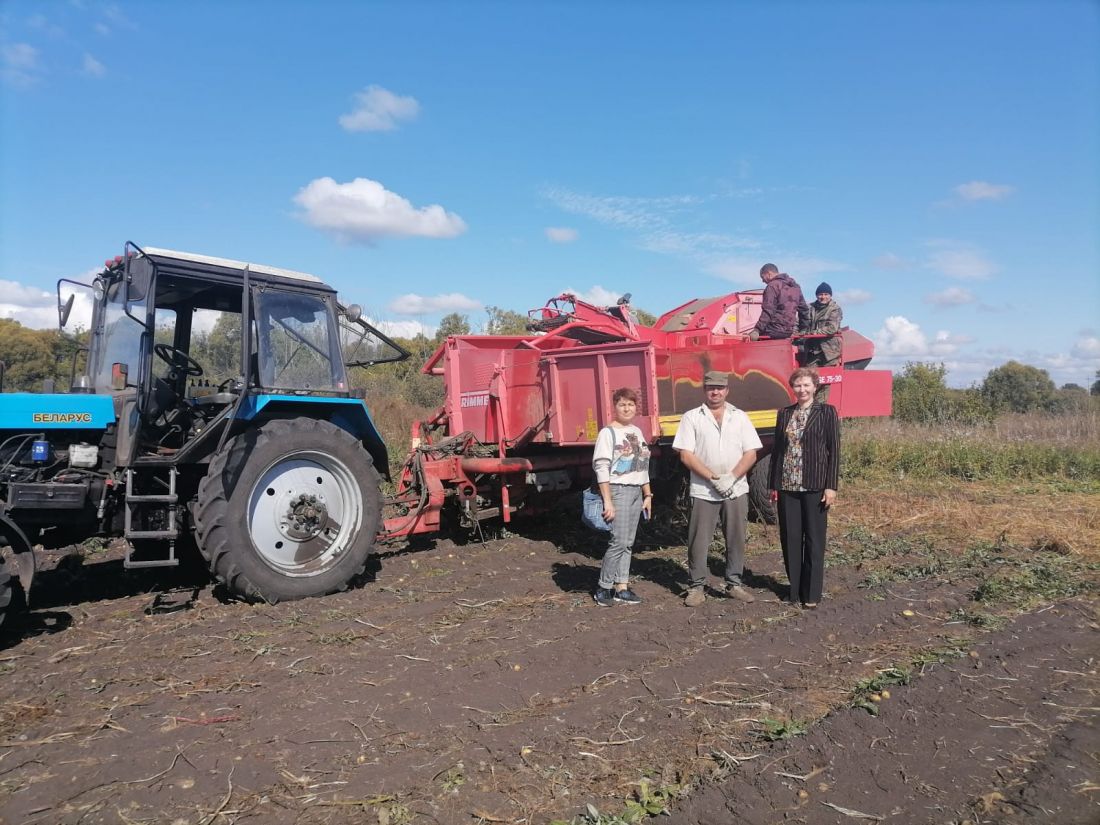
[658,409,778,438]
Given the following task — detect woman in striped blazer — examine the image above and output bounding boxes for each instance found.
[768,367,840,608]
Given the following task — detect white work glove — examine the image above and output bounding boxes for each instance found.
[712,473,737,498]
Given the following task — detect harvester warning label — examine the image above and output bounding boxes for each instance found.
[33,412,92,423]
[584,408,598,441]
[460,391,490,409]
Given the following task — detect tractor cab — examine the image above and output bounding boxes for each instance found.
[62,244,407,467]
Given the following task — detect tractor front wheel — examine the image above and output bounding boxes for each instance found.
[195,419,382,603]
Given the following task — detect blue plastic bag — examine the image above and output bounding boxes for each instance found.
[581,487,611,532]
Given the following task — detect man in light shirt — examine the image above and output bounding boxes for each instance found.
[672,370,763,607]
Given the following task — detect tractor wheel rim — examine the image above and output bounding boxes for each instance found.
[247,451,362,576]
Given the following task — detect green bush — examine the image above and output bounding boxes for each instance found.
[891,362,992,425]
[981,360,1059,414]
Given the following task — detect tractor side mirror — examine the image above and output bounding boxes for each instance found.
[59,293,75,328]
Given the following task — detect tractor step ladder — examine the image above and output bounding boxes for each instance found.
[124,467,180,568]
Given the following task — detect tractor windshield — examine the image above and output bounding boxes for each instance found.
[255,290,347,392]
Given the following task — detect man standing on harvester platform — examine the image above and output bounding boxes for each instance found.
[672,370,763,607]
[749,263,810,341]
[803,281,844,402]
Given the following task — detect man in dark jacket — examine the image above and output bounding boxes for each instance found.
[749,263,810,340]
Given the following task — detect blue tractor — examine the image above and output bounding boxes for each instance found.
[0,243,408,625]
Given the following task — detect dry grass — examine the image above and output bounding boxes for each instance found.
[834,477,1100,560]
[990,408,1099,445]
[843,410,1100,483]
[848,407,1099,447]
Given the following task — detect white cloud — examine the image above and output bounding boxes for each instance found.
[925,241,998,280]
[1,279,52,305]
[931,330,974,352]
[836,288,872,306]
[293,177,467,242]
[1008,341,1100,387]
[0,303,60,328]
[388,293,482,315]
[545,227,578,244]
[874,316,928,357]
[562,285,623,307]
[1071,335,1100,360]
[874,316,969,359]
[871,253,908,270]
[954,181,1014,201]
[925,286,976,307]
[543,187,698,232]
[2,43,41,88]
[371,318,435,339]
[339,85,420,132]
[0,276,95,330]
[82,53,105,77]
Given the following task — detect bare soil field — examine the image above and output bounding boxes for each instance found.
[0,478,1096,825]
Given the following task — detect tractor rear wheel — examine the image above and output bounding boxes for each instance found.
[194,418,382,603]
[748,454,777,524]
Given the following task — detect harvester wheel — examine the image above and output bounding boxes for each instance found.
[194,419,382,603]
[748,454,777,524]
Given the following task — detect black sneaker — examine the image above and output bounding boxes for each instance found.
[613,588,642,605]
[593,588,615,607]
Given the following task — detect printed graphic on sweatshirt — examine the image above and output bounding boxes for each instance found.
[610,431,651,476]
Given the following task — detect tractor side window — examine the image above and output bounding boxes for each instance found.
[340,312,409,368]
[256,291,346,391]
[188,308,243,388]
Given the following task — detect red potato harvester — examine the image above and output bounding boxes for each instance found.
[379,290,891,538]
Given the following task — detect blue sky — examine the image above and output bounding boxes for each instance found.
[2,0,1097,387]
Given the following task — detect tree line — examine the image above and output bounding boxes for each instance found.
[892,361,1100,424]
[2,316,1098,423]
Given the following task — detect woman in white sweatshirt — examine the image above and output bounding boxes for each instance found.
[591,387,652,607]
